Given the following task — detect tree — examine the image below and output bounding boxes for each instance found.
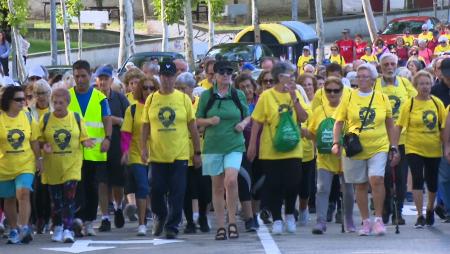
[184,0,195,71]
[208,0,214,48]
[6,0,27,81]
[161,0,169,51]
[315,0,324,64]
[291,0,298,21]
[65,0,83,60]
[251,0,260,43]
[50,0,57,65]
[142,0,151,24]
[308,0,315,19]
[362,0,378,43]
[60,0,72,65]
[383,0,388,28]
[118,0,136,67]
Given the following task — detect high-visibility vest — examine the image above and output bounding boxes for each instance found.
[68,87,107,162]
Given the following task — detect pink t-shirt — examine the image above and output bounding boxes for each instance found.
[419,48,433,65]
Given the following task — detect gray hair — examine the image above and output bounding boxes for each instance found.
[379,53,398,65]
[346,71,357,81]
[271,61,295,84]
[397,67,412,81]
[142,61,160,72]
[33,79,52,95]
[357,63,378,79]
[175,72,196,87]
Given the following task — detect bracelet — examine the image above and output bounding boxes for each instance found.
[332,142,340,147]
[37,156,43,161]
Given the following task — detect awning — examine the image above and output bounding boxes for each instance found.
[234,23,297,45]
[280,21,319,43]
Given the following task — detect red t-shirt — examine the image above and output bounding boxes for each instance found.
[336,39,355,63]
[355,41,368,59]
[396,47,409,62]
[428,39,439,53]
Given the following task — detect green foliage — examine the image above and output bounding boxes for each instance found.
[0,0,28,29]
[152,0,225,25]
[57,0,84,25]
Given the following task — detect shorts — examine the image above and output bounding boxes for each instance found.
[202,152,243,176]
[343,152,387,184]
[97,160,125,187]
[0,173,34,198]
[124,164,150,199]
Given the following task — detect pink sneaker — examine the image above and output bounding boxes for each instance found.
[372,218,386,236]
[358,219,371,236]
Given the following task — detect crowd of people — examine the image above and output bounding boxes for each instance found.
[1,30,450,246]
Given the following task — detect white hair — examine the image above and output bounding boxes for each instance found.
[176,72,196,87]
[380,53,399,65]
[357,63,378,79]
[34,79,52,95]
[396,67,412,81]
[346,71,357,81]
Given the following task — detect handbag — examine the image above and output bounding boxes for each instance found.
[343,91,375,157]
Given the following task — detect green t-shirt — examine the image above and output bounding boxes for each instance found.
[196,84,249,154]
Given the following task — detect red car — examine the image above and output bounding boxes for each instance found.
[378,16,440,46]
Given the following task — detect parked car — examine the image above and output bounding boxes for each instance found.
[379,16,440,46]
[117,52,184,77]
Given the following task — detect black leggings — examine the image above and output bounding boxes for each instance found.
[407,154,440,192]
[261,158,301,221]
[31,175,51,225]
[183,166,211,223]
[299,159,315,200]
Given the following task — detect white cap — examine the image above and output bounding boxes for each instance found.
[28,65,45,78]
[303,45,310,51]
[422,24,428,30]
[438,36,448,43]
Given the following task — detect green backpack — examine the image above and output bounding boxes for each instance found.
[316,117,335,154]
[271,91,301,152]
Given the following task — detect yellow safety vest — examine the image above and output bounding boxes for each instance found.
[68,87,107,162]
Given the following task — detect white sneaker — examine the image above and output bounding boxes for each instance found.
[51,226,64,242]
[83,221,96,236]
[137,224,147,236]
[271,220,283,235]
[63,229,75,243]
[285,214,296,233]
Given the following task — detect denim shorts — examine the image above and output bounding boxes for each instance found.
[202,152,243,176]
[0,173,34,198]
[125,164,150,199]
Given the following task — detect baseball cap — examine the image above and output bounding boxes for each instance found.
[95,65,113,78]
[213,60,233,73]
[242,63,255,71]
[342,29,350,33]
[28,65,45,79]
[422,24,428,30]
[159,61,177,76]
[303,45,310,51]
[438,36,448,43]
[441,58,450,78]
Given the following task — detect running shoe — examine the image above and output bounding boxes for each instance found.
[98,218,111,232]
[114,209,125,228]
[298,209,309,226]
[7,229,20,244]
[414,215,425,228]
[20,225,33,243]
[425,209,435,226]
[137,225,147,236]
[312,222,326,235]
[52,226,64,242]
[372,218,386,236]
[271,220,283,235]
[286,215,296,233]
[63,229,75,243]
[358,219,371,236]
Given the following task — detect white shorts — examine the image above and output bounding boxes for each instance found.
[343,152,387,184]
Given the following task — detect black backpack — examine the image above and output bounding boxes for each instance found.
[43,112,81,132]
[203,87,244,120]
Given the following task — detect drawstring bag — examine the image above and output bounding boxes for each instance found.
[273,110,300,152]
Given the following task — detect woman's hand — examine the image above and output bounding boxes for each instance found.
[43,143,52,154]
[208,116,220,126]
[121,152,129,165]
[193,154,202,169]
[389,147,401,167]
[331,143,341,156]
[141,147,149,164]
[82,139,95,148]
[36,157,44,175]
[234,122,246,132]
[247,143,257,162]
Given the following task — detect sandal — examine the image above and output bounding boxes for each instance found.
[215,227,227,240]
[228,223,239,239]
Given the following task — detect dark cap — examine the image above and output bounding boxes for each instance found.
[95,65,113,78]
[159,61,177,76]
[441,58,450,78]
[213,60,233,73]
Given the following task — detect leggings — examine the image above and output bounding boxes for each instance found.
[261,158,301,221]
[48,181,78,230]
[407,154,440,192]
[238,163,252,202]
[31,175,51,225]
[183,166,211,223]
[299,159,315,200]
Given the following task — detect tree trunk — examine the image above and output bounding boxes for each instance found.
[96,0,103,7]
[208,0,215,48]
[308,0,316,20]
[383,0,388,28]
[434,0,438,18]
[7,0,26,81]
[60,0,71,65]
[406,0,414,9]
[161,0,169,51]
[291,0,298,21]
[315,0,324,64]
[142,0,151,24]
[50,0,57,65]
[127,0,136,56]
[118,0,136,67]
[184,0,195,71]
[77,16,82,60]
[362,0,378,43]
[252,0,260,43]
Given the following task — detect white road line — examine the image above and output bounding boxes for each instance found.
[256,218,281,254]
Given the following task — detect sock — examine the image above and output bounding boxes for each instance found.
[114,202,122,211]
[102,215,110,221]
[193,212,199,222]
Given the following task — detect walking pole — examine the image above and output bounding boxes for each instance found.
[340,175,345,233]
[391,164,400,234]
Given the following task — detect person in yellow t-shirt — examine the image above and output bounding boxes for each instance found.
[28,79,52,120]
[394,71,445,227]
[329,45,346,67]
[140,61,201,238]
[418,24,433,42]
[306,77,355,234]
[198,59,215,90]
[360,47,378,63]
[123,68,146,105]
[121,75,158,236]
[332,63,400,236]
[0,85,42,244]
[403,29,415,47]
[297,46,314,75]
[39,88,93,243]
[247,62,309,235]
[434,36,450,57]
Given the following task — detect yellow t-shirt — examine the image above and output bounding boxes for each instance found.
[311,86,352,111]
[0,111,40,181]
[302,117,315,162]
[199,79,213,90]
[252,88,309,160]
[329,55,346,67]
[308,104,341,173]
[403,35,415,47]
[126,92,137,105]
[297,55,314,74]
[142,90,195,163]
[444,34,450,41]
[434,44,450,56]
[36,107,50,119]
[335,90,392,160]
[360,54,378,63]
[396,96,446,157]
[39,112,89,185]
[418,32,433,42]
[121,102,150,165]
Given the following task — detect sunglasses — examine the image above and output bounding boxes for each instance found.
[411,52,418,55]
[142,86,156,91]
[325,88,342,94]
[26,94,33,100]
[263,79,274,84]
[217,69,233,76]
[351,84,358,88]
[28,76,41,82]
[331,49,338,51]
[13,97,26,102]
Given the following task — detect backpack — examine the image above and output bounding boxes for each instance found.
[43,112,81,132]
[203,87,244,120]
[270,91,300,152]
[316,117,335,154]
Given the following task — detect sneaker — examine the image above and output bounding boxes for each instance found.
[245,218,257,232]
[114,209,125,228]
[312,222,326,235]
[98,218,111,232]
[84,221,96,236]
[358,219,371,236]
[137,225,147,236]
[52,226,64,242]
[198,215,210,233]
[286,214,296,233]
[414,215,425,228]
[73,218,84,237]
[20,225,33,243]
[63,229,75,243]
[124,204,138,222]
[260,209,272,224]
[271,220,283,235]
[425,210,435,226]
[165,228,177,239]
[434,204,447,219]
[152,217,165,236]
[345,217,356,233]
[298,209,309,226]
[335,209,342,224]
[391,212,406,225]
[372,218,386,236]
[184,222,197,234]
[7,229,20,244]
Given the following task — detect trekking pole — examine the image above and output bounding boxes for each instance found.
[340,175,345,233]
[391,165,400,234]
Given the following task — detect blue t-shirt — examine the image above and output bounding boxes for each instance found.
[75,86,111,117]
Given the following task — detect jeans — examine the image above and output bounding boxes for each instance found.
[438,157,450,215]
[151,160,188,233]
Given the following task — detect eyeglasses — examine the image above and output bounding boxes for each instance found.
[263,79,274,84]
[351,84,358,88]
[26,94,33,100]
[411,52,418,55]
[390,51,397,54]
[331,49,338,52]
[325,88,342,94]
[356,76,371,80]
[13,97,26,102]
[217,69,233,76]
[36,91,48,96]
[28,76,41,82]
[143,86,156,91]
[279,73,295,79]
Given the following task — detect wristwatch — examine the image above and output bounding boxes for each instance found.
[195,151,201,155]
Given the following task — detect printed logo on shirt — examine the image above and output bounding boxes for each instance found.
[388,95,401,116]
[53,129,72,151]
[158,106,176,130]
[422,110,437,131]
[7,129,25,152]
[359,107,376,130]
[278,104,292,113]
